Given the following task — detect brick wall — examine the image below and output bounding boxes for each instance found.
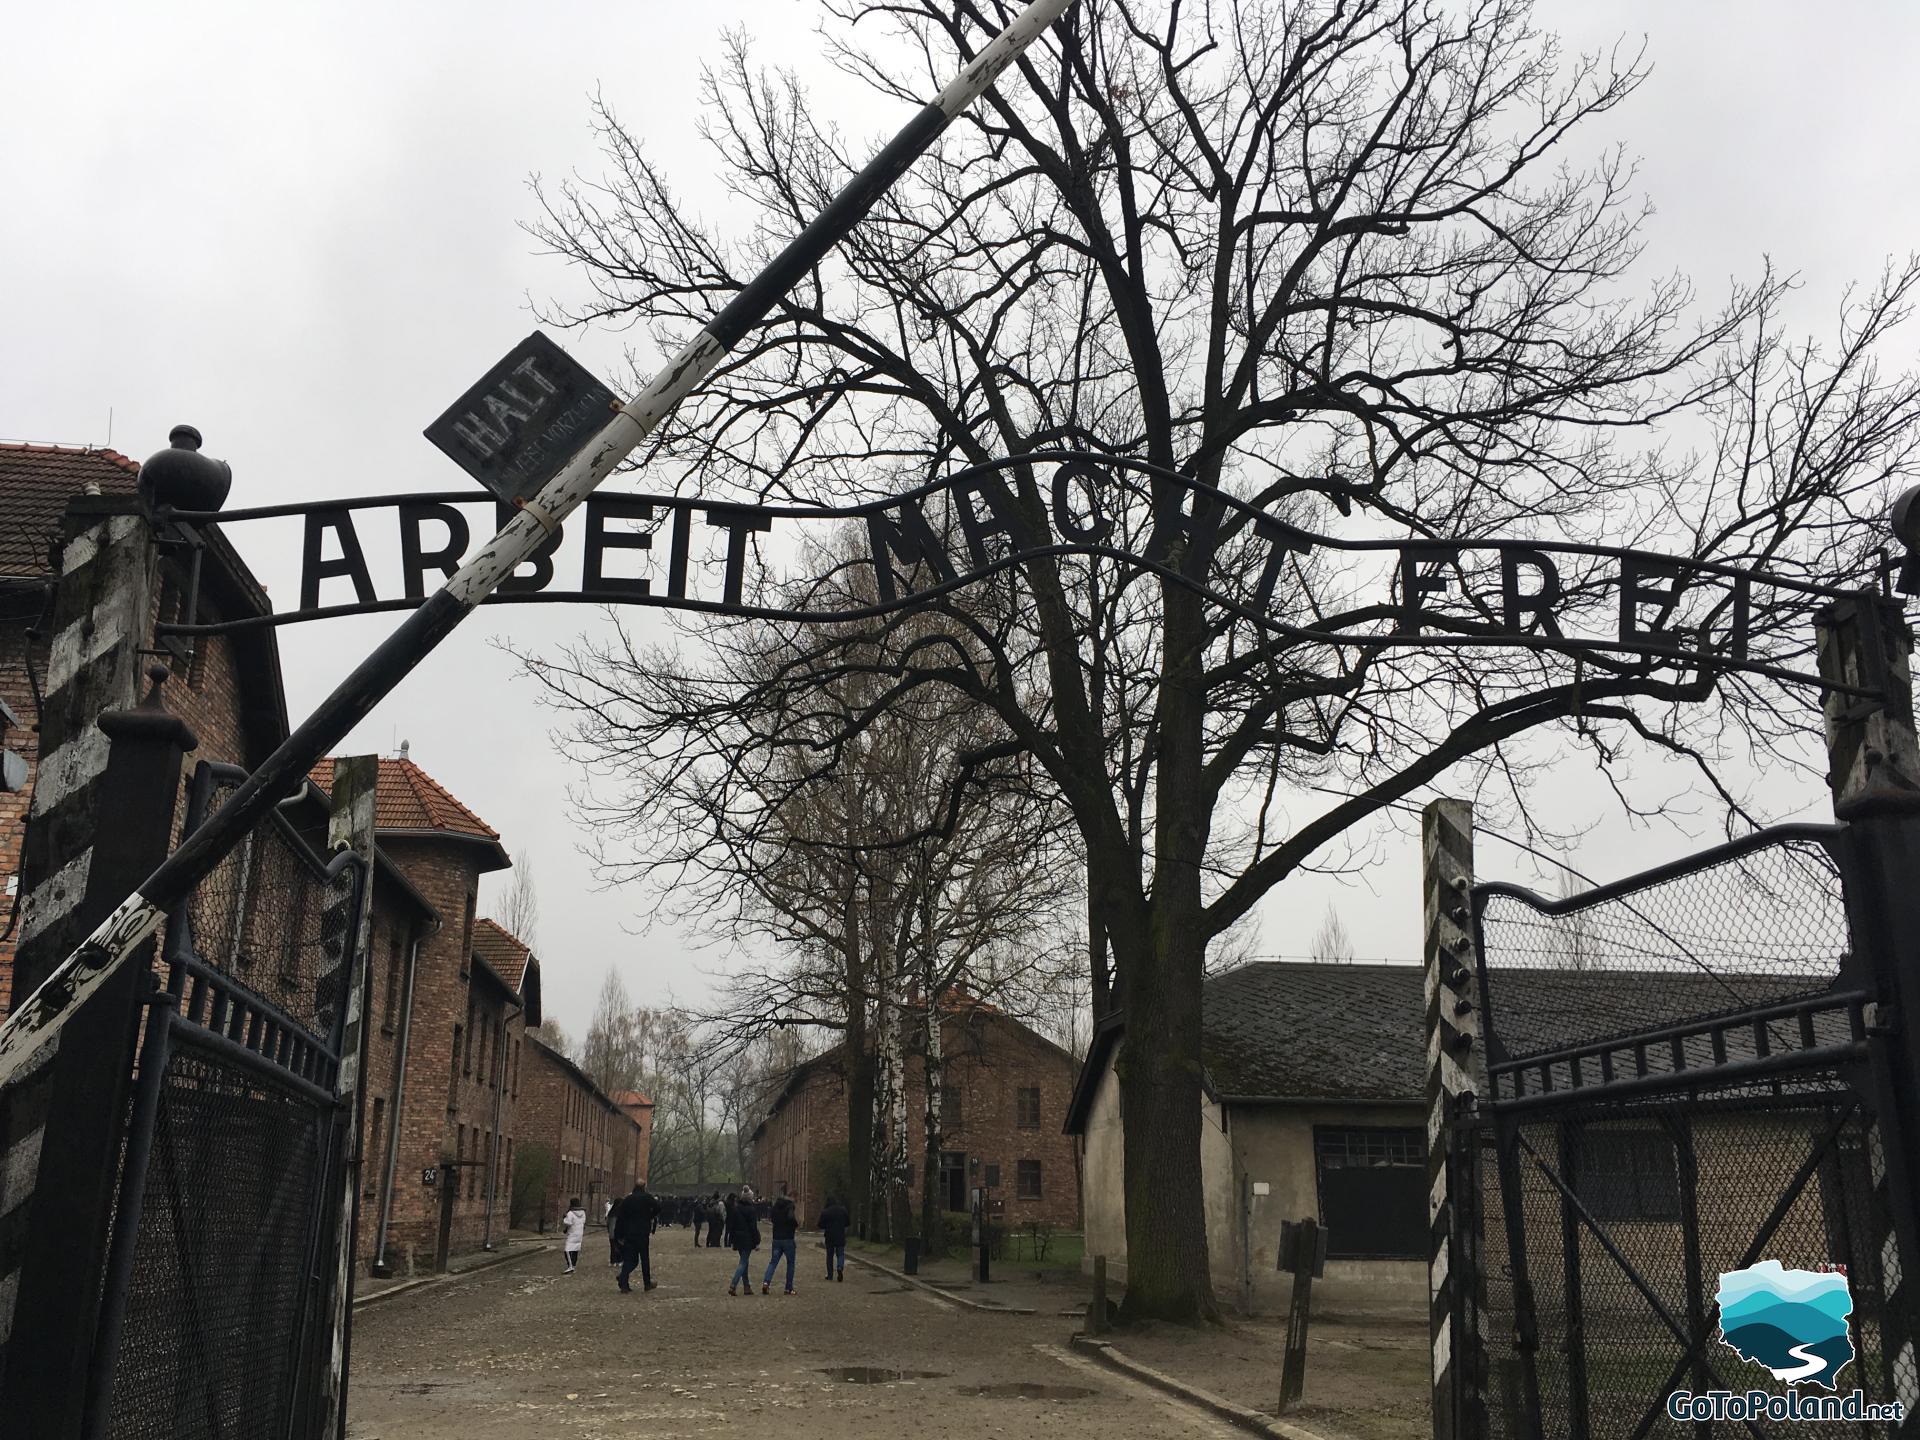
[518,1039,645,1229]
[365,835,509,1271]
[754,1012,1083,1230]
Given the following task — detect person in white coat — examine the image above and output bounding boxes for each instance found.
[561,1197,587,1274]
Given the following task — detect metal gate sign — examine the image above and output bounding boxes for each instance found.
[424,331,619,506]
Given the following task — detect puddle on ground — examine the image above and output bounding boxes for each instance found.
[818,1366,947,1384]
[959,1383,1097,1401]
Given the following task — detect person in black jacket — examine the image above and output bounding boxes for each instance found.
[760,1181,799,1295]
[727,1186,762,1296]
[613,1182,661,1293]
[604,1193,622,1266]
[818,1195,850,1282]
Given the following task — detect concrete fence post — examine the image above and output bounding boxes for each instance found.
[1818,594,1920,1429]
[1422,798,1479,1440]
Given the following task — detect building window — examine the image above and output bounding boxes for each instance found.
[984,1163,1000,1190]
[367,1098,385,1197]
[942,1086,963,1130]
[449,1025,462,1109]
[1575,1130,1681,1222]
[383,933,403,1031]
[1016,1086,1041,1129]
[1016,1159,1042,1199]
[1314,1127,1426,1260]
[460,889,475,975]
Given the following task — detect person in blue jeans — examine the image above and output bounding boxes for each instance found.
[762,1181,799,1294]
[818,1194,850,1281]
[728,1185,762,1296]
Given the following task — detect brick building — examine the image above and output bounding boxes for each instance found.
[609,1089,655,1193]
[309,756,533,1275]
[0,439,601,1291]
[751,1004,1082,1230]
[518,1034,649,1230]
[1,441,288,1012]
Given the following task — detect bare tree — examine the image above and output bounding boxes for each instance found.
[530,0,1920,1319]
[1311,906,1355,965]
[520,535,1076,1240]
[581,968,650,1097]
[490,854,540,951]
[526,1018,575,1060]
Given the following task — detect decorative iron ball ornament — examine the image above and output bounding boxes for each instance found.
[139,424,232,513]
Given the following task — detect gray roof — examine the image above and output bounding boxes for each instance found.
[1202,963,1428,1102]
[1065,959,1837,1130]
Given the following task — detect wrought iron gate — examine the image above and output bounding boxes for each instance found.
[1455,823,1919,1438]
[87,762,364,1439]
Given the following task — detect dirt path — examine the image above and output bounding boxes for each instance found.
[346,1239,1241,1439]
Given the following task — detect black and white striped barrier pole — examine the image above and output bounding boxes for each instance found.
[1423,798,1480,1440]
[0,0,1078,1094]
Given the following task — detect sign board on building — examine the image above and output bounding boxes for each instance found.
[421,1167,438,1187]
[424,331,620,507]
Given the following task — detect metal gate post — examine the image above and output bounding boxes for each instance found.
[1555,1117,1588,1440]
[4,668,196,1437]
[1818,593,1920,1428]
[1423,799,1482,1438]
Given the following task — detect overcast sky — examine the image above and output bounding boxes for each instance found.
[5,1,1917,1039]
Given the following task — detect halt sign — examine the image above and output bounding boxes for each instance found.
[424,331,619,506]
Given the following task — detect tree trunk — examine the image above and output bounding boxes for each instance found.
[919,998,946,1258]
[845,1007,875,1239]
[1114,922,1217,1323]
[1115,576,1220,1323]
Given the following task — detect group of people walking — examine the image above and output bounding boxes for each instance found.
[557,1182,854,1297]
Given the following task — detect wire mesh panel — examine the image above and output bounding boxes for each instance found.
[1476,828,1852,1071]
[1468,1081,1903,1439]
[83,762,363,1440]
[103,1037,330,1440]
[1459,825,1917,1438]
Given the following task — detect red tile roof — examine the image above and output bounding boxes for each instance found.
[0,443,140,577]
[309,756,501,843]
[610,1089,654,1109]
[471,917,533,990]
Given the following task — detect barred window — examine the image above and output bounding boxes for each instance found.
[1314,1127,1423,1168]
[1575,1130,1681,1222]
[942,1086,963,1130]
[1017,1159,1042,1199]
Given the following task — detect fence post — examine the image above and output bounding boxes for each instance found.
[1423,799,1480,1440]
[5,666,196,1436]
[1818,593,1920,1428]
[316,756,378,1440]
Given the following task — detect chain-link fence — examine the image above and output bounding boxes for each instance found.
[1459,824,1918,1439]
[88,762,363,1440]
